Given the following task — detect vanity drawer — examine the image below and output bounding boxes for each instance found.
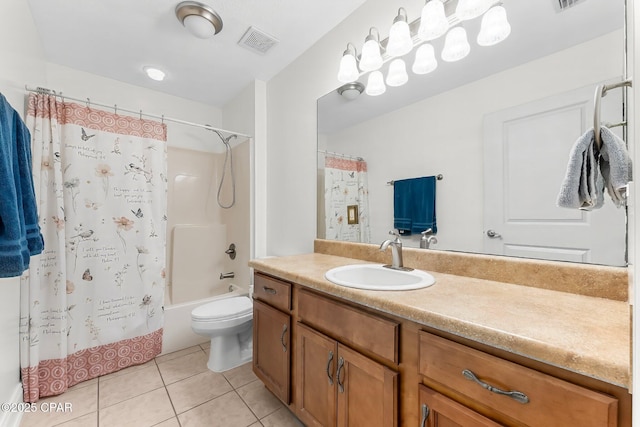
[418,331,618,427]
[298,289,398,364]
[254,273,291,312]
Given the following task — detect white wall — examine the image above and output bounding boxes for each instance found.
[266,0,411,255]
[0,0,47,424]
[322,30,623,252]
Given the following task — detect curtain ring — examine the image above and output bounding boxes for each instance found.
[114,104,118,115]
[161,114,164,124]
[139,110,143,120]
[86,98,91,109]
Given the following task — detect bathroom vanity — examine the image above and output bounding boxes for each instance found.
[250,240,631,427]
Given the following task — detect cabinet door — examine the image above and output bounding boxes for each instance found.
[419,385,503,427]
[336,343,398,427]
[253,299,291,403]
[295,323,337,427]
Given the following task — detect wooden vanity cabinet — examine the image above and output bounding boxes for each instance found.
[295,289,399,427]
[418,331,619,427]
[252,273,292,404]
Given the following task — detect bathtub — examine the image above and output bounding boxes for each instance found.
[161,283,247,355]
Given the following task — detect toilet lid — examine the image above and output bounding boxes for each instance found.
[191,296,253,321]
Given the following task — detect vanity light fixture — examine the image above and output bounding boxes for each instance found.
[386,8,413,57]
[441,27,471,62]
[337,43,360,83]
[418,0,449,41]
[335,0,511,96]
[143,66,166,81]
[386,59,409,87]
[477,5,511,46]
[337,82,365,100]
[359,28,384,72]
[366,71,386,96]
[175,1,223,39]
[412,43,438,75]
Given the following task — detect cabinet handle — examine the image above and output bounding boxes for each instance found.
[280,324,288,352]
[326,351,334,385]
[462,369,529,404]
[420,404,430,427]
[263,286,277,295]
[336,357,345,393]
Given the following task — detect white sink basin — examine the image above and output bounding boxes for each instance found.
[324,264,435,291]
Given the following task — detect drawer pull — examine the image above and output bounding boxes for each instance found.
[280,324,288,352]
[262,286,277,295]
[462,369,529,404]
[337,357,345,393]
[326,351,334,385]
[420,404,430,427]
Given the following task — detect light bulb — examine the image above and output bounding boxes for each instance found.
[366,71,386,96]
[337,52,359,83]
[441,27,470,62]
[386,59,409,87]
[143,66,166,81]
[386,9,413,57]
[477,6,511,46]
[412,44,438,75]
[455,0,492,21]
[360,37,383,72]
[418,0,449,41]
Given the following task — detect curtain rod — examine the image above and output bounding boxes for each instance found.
[318,149,364,161]
[24,85,252,139]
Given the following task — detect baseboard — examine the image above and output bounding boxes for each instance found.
[0,383,24,427]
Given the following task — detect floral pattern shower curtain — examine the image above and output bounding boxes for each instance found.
[20,93,167,402]
[324,155,370,243]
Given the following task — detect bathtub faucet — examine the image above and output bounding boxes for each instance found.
[220,272,235,280]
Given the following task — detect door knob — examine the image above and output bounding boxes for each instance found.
[486,229,502,238]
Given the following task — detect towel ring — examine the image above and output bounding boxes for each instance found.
[593,79,632,151]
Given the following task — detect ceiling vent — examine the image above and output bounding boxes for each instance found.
[555,0,587,12]
[238,26,279,55]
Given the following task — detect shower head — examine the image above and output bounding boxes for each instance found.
[205,125,237,146]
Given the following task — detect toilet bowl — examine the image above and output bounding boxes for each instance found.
[191,295,253,372]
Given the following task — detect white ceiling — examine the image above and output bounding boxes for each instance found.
[26,0,368,107]
[318,0,625,134]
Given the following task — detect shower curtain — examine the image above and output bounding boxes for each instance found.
[324,155,370,243]
[20,93,167,402]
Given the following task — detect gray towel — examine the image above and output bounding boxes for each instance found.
[557,127,632,210]
[599,126,632,207]
[557,129,604,210]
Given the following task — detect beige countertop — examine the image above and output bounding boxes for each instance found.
[249,252,630,388]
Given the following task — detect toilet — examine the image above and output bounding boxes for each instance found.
[191,295,253,372]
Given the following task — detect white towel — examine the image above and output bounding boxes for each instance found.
[599,126,632,207]
[557,127,632,210]
[557,129,604,210]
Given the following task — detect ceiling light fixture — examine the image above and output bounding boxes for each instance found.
[336,0,511,96]
[143,66,166,81]
[337,82,365,100]
[175,1,223,39]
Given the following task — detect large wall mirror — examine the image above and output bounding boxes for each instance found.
[317,0,628,266]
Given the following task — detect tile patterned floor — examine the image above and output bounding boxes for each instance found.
[20,344,304,427]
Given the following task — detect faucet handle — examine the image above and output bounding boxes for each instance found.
[421,229,433,236]
[389,230,400,238]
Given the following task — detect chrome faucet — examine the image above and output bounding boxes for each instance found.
[379,230,411,271]
[420,229,438,249]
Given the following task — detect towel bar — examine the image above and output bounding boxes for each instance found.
[387,174,443,186]
[593,79,632,150]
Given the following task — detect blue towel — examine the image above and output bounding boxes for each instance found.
[0,94,44,277]
[393,176,437,236]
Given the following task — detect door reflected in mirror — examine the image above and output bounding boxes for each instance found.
[317,1,627,266]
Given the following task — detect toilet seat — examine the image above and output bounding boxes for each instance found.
[191,296,253,322]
